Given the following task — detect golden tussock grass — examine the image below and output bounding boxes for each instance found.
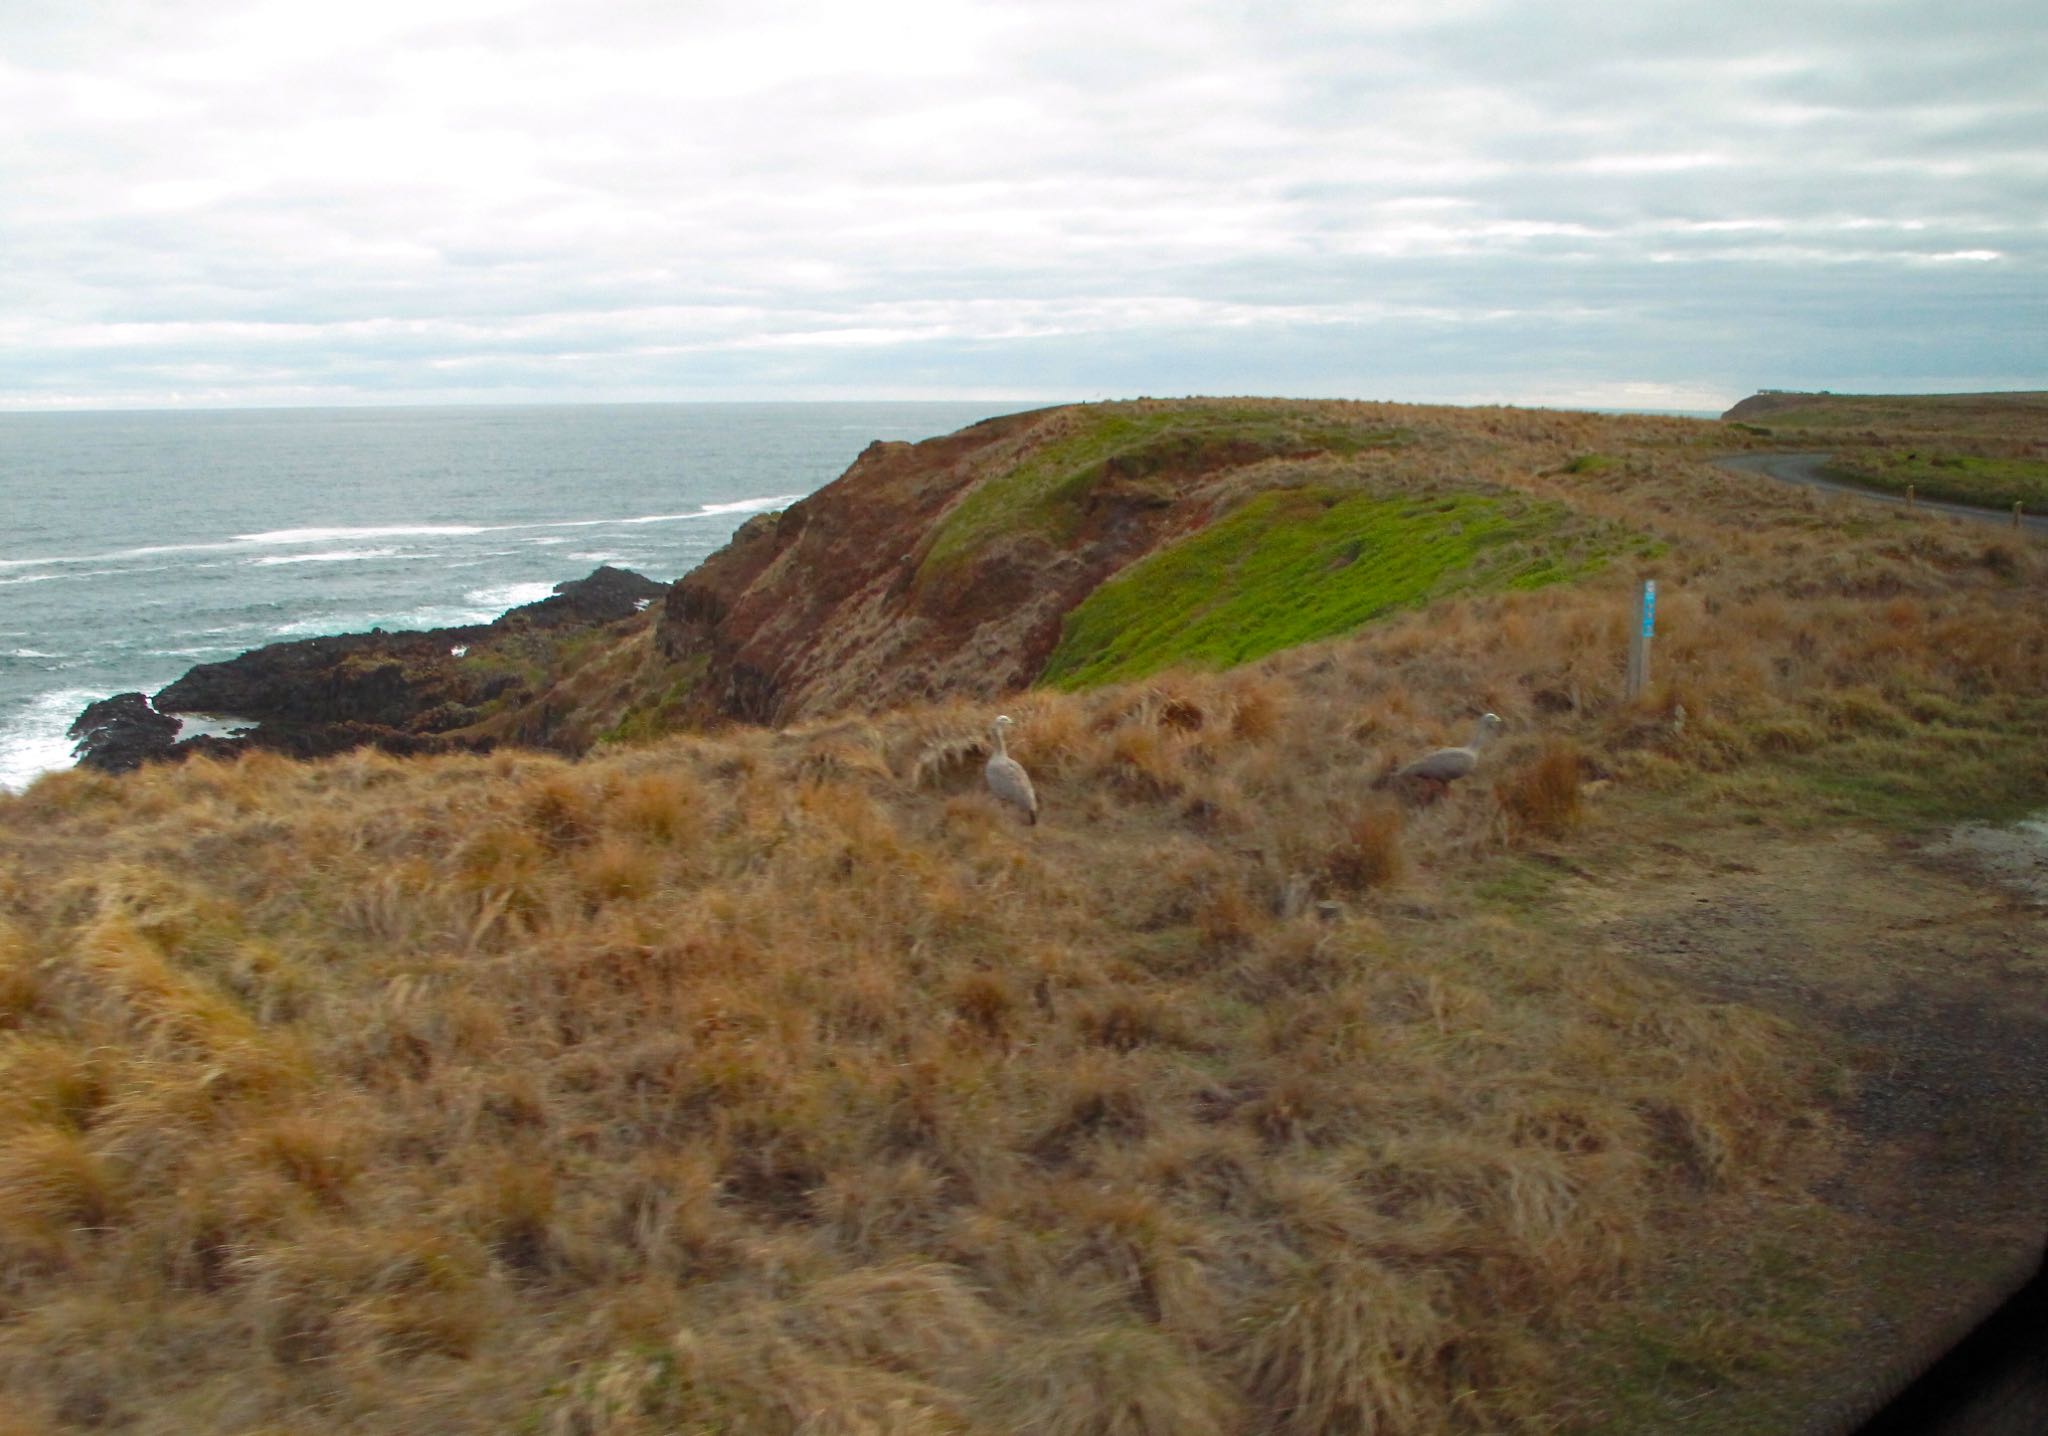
[1495,743,1585,838]
[0,405,2042,1431]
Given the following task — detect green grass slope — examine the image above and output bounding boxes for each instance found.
[918,404,1405,578]
[1042,484,1644,690]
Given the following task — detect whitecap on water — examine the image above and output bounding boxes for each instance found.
[251,548,399,567]
[464,582,557,611]
[235,524,492,545]
[0,687,102,792]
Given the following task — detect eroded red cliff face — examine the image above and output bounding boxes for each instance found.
[652,405,1281,726]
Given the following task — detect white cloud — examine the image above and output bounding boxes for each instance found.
[0,0,2041,409]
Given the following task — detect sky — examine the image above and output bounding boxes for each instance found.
[2,0,2043,413]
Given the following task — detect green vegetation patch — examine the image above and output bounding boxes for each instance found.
[919,404,1405,577]
[1821,449,2048,512]
[1775,701,2048,827]
[1041,486,1638,689]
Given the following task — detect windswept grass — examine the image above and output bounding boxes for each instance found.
[0,659,1873,1432]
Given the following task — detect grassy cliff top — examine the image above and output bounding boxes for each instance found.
[2,396,2046,1432]
[1723,388,2048,438]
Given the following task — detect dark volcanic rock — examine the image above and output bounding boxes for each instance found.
[68,692,181,773]
[155,627,494,725]
[502,566,668,630]
[73,565,669,775]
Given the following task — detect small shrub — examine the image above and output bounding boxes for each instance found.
[523,771,599,850]
[1325,801,1405,891]
[248,1114,361,1204]
[978,1325,1241,1436]
[609,768,707,848]
[948,972,1019,1042]
[1226,677,1287,742]
[1749,716,1828,754]
[0,1126,123,1232]
[1073,993,1193,1052]
[1496,743,1584,837]
[574,839,662,904]
[470,1158,559,1277]
[1236,1253,1450,1436]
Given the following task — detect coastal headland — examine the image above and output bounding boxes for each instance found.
[7,393,2046,1433]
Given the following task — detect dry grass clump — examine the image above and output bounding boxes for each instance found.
[0,403,2043,1431]
[1325,800,1407,891]
[1495,743,1585,837]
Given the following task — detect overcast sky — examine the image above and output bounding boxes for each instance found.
[2,0,2042,412]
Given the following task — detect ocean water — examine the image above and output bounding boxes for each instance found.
[0,402,1025,791]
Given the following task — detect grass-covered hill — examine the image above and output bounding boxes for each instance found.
[1,397,2046,1433]
[516,399,1668,747]
[1722,389,2048,509]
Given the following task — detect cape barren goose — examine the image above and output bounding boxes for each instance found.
[984,715,1039,825]
[1391,712,1503,785]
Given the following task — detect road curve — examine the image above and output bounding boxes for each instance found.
[1715,451,2048,534]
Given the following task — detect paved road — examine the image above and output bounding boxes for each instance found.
[1715,451,2048,534]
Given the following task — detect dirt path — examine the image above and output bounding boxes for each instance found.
[1553,811,2048,1431]
[1715,452,2048,533]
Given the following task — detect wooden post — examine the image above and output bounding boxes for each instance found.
[1906,484,1915,509]
[2016,501,2025,529]
[1626,579,1656,701]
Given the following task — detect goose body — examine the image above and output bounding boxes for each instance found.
[1394,712,1503,784]
[984,715,1039,824]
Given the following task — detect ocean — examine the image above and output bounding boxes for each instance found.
[0,401,1026,791]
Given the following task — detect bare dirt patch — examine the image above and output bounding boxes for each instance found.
[1547,811,2048,1430]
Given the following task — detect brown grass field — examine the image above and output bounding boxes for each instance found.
[1,400,2045,1432]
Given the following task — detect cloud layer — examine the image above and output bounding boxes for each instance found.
[3,0,2042,410]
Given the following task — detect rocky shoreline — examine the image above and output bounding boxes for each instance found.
[68,565,666,774]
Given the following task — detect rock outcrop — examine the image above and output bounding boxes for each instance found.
[68,692,182,774]
[74,566,668,772]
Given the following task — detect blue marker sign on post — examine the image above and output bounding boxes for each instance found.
[1627,579,1656,699]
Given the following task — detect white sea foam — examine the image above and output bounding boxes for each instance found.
[252,548,398,566]
[690,494,803,517]
[0,687,101,792]
[234,524,492,545]
[270,614,386,638]
[617,495,802,524]
[465,582,557,611]
[3,649,59,660]
[0,496,803,573]
[260,580,555,640]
